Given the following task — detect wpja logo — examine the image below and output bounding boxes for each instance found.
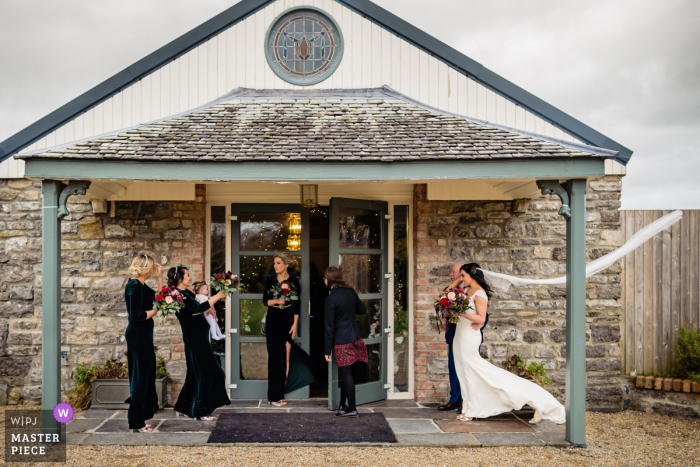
[4,407,68,463]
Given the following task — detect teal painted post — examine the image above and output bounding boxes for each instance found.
[565,179,587,446]
[41,180,62,436]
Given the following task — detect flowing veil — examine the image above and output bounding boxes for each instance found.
[479,210,683,291]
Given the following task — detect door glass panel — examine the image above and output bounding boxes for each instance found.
[240,212,302,251]
[356,299,382,339]
[340,254,381,293]
[393,205,409,392]
[210,206,226,275]
[338,207,381,249]
[240,343,268,380]
[240,299,267,336]
[240,256,274,294]
[348,344,381,384]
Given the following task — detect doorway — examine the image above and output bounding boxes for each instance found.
[223,199,390,405]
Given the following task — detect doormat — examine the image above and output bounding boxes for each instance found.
[207,412,397,443]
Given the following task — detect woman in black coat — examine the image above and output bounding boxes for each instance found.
[263,251,315,406]
[170,266,231,420]
[124,254,162,433]
[323,266,367,418]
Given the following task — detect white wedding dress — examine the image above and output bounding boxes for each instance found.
[453,290,566,424]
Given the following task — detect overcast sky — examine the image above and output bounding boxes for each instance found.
[1,0,698,209]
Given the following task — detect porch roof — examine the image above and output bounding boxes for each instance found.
[17,87,617,164]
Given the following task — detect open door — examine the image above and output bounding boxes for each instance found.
[328,198,389,409]
[229,204,310,400]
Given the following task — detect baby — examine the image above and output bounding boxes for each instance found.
[194,283,226,341]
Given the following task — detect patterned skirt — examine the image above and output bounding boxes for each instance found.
[334,339,368,368]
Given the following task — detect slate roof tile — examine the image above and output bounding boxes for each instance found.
[21,89,616,162]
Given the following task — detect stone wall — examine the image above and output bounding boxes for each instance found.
[413,177,625,410]
[0,179,206,405]
[626,377,700,418]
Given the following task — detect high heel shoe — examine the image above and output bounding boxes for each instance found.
[269,401,287,407]
[195,415,214,421]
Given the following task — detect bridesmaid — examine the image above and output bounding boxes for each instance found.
[263,252,315,406]
[124,254,162,433]
[170,266,231,420]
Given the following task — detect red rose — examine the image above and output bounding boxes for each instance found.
[283,290,289,295]
[439,298,448,307]
[156,294,164,301]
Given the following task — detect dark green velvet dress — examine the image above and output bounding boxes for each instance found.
[263,275,316,402]
[124,278,159,430]
[173,289,230,418]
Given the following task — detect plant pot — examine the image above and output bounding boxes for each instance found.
[91,377,169,409]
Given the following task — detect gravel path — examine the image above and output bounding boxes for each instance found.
[2,408,698,466]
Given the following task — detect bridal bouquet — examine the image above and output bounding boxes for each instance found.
[267,280,299,309]
[432,288,474,333]
[154,286,184,318]
[209,271,241,296]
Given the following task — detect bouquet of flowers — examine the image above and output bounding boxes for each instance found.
[432,288,474,333]
[154,286,184,318]
[268,280,299,309]
[209,271,241,296]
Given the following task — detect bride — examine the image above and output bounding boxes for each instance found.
[448,262,565,424]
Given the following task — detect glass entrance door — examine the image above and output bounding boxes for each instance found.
[328,198,389,409]
[229,204,310,399]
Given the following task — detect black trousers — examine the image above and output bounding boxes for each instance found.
[338,365,356,412]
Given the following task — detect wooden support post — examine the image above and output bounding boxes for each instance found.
[41,180,62,436]
[565,179,587,446]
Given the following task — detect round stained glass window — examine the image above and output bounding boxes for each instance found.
[265,7,344,86]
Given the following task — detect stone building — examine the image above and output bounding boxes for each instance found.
[0,0,635,444]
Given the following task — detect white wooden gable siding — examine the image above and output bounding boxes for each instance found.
[7,0,625,177]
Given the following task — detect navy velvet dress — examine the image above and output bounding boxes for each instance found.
[173,289,230,418]
[124,278,159,430]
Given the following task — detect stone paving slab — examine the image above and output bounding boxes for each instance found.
[473,432,545,446]
[157,419,216,433]
[388,419,441,434]
[82,433,154,445]
[67,419,104,433]
[371,408,461,420]
[80,409,117,419]
[96,420,131,433]
[148,433,211,445]
[530,420,565,433]
[534,431,569,446]
[436,418,535,433]
[396,433,480,446]
[66,433,90,445]
[114,410,180,420]
[362,400,421,408]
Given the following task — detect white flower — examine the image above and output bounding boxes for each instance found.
[447,292,456,301]
[165,296,173,304]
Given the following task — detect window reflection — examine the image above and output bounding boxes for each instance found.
[393,205,409,392]
[240,212,301,251]
[339,254,381,294]
[338,208,381,249]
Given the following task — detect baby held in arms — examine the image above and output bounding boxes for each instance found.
[194,283,226,340]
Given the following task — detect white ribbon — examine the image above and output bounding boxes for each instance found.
[479,210,683,291]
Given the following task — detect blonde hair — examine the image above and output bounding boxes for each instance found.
[129,254,156,278]
[273,251,298,274]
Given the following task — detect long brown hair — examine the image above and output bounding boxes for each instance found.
[323,266,352,289]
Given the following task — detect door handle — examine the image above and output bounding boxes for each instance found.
[384,328,391,334]
[229,328,238,334]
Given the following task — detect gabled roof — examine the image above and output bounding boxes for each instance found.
[16,87,617,163]
[0,0,632,165]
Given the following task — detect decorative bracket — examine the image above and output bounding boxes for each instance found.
[536,180,571,219]
[57,181,91,220]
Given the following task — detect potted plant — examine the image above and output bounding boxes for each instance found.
[69,351,170,410]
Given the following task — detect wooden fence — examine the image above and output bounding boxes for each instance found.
[621,210,700,375]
